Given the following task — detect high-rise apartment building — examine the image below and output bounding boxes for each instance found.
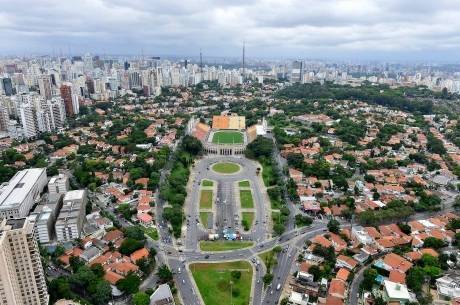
[59,83,74,116]
[55,190,87,242]
[48,174,70,195]
[37,75,52,100]
[1,78,14,96]
[0,101,9,132]
[19,102,38,139]
[47,97,66,130]
[0,218,49,305]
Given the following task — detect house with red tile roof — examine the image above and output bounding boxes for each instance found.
[336,268,350,282]
[137,213,153,226]
[328,278,346,299]
[336,255,359,270]
[104,270,124,285]
[375,253,413,274]
[130,248,149,263]
[389,270,406,284]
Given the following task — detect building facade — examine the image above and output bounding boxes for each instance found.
[0,218,49,305]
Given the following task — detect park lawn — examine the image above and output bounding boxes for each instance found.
[200,190,213,209]
[212,162,240,174]
[242,212,254,231]
[202,179,214,187]
[144,227,159,241]
[200,212,212,227]
[199,241,254,252]
[212,131,244,144]
[240,190,254,208]
[191,261,252,305]
[238,180,250,187]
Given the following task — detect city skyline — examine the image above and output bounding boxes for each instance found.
[2,0,460,61]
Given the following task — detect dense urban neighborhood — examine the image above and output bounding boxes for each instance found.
[0,55,459,305]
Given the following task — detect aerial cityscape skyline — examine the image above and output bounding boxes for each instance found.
[0,1,459,305]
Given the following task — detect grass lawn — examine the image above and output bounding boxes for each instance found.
[202,179,214,187]
[199,241,254,252]
[200,190,213,209]
[242,212,254,231]
[240,190,254,208]
[212,131,244,144]
[212,162,240,174]
[238,180,250,187]
[261,161,274,187]
[191,261,252,305]
[144,227,159,241]
[200,212,212,227]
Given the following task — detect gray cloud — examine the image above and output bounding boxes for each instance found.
[1,0,460,60]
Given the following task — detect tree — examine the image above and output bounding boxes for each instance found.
[124,225,146,240]
[406,267,426,293]
[181,135,203,156]
[157,265,173,283]
[116,272,141,294]
[119,238,145,255]
[397,223,411,235]
[69,256,85,273]
[360,268,377,291]
[263,273,274,286]
[231,270,242,281]
[133,291,151,305]
[90,263,105,278]
[423,237,445,249]
[245,136,274,159]
[327,219,340,234]
[308,265,321,281]
[91,280,112,305]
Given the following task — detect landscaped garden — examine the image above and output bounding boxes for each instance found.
[200,190,213,209]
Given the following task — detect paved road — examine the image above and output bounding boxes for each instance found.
[184,155,271,251]
[169,223,328,305]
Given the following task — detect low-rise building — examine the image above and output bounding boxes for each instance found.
[382,280,410,303]
[436,271,460,299]
[0,168,47,219]
[150,284,175,305]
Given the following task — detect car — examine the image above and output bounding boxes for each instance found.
[204,255,210,259]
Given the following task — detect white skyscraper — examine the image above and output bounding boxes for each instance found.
[47,97,66,130]
[19,102,38,138]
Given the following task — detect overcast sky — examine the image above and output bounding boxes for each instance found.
[2,0,460,61]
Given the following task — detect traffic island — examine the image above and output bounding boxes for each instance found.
[199,240,254,252]
[211,162,241,174]
[190,261,253,305]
